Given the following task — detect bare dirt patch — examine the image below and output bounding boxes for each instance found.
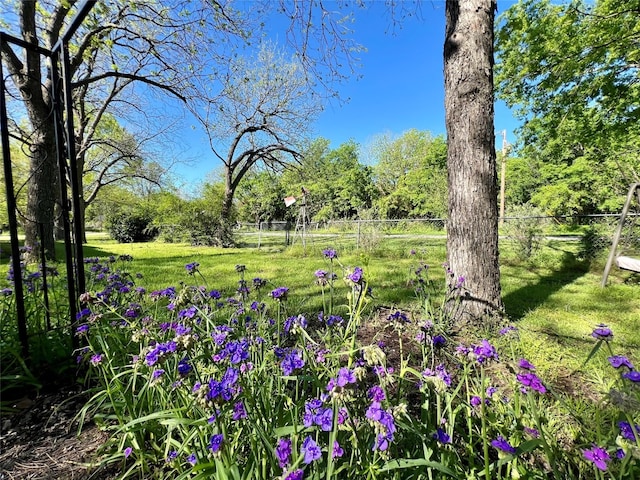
[0,388,116,480]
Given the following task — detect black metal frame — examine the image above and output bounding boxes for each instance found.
[0,1,95,357]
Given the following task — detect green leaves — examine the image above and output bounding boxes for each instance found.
[496,0,640,215]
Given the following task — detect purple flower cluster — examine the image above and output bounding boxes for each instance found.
[303,398,333,431]
[145,340,178,366]
[346,267,364,285]
[275,438,292,469]
[326,367,357,394]
[283,315,307,334]
[422,364,452,388]
[213,338,250,364]
[515,359,546,394]
[270,286,289,301]
[366,400,396,451]
[619,421,639,442]
[301,436,322,463]
[516,372,547,394]
[281,349,305,376]
[208,433,224,454]
[591,324,613,341]
[457,339,499,364]
[322,248,337,260]
[185,262,199,275]
[206,367,241,403]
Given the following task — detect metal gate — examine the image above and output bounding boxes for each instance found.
[0,1,95,357]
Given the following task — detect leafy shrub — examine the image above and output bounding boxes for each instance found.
[106,211,157,243]
[503,204,547,260]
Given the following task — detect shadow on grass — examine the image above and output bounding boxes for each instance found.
[502,251,589,321]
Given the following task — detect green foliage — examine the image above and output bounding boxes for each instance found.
[496,0,640,216]
[372,130,448,219]
[107,211,157,243]
[283,139,377,221]
[236,171,289,223]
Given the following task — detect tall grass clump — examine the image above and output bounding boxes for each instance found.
[77,250,639,479]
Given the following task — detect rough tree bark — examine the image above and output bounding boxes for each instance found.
[444,0,504,326]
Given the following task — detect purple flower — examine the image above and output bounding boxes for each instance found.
[301,436,322,463]
[332,440,344,458]
[281,349,305,376]
[618,421,639,441]
[270,286,289,301]
[187,453,197,466]
[152,369,165,380]
[275,438,292,469]
[185,262,199,275]
[518,358,536,370]
[90,354,103,366]
[178,358,192,376]
[472,339,499,363]
[516,372,547,394]
[591,324,613,341]
[233,401,247,420]
[432,335,446,347]
[337,367,357,387]
[124,446,133,458]
[608,356,634,370]
[325,314,343,326]
[622,371,640,382]
[368,385,386,402]
[491,436,516,454]
[422,364,452,388]
[500,325,518,335]
[346,267,364,284]
[76,324,89,335]
[582,445,610,471]
[323,248,337,259]
[166,450,178,462]
[470,395,482,407]
[208,433,224,454]
[252,277,267,289]
[524,426,540,438]
[315,407,333,431]
[284,470,304,480]
[433,428,451,444]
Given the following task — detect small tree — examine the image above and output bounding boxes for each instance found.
[188,43,323,245]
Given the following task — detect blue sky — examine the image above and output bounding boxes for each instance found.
[172,1,521,190]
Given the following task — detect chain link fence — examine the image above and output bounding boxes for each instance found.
[235,214,639,261]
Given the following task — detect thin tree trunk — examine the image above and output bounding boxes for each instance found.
[444,0,504,326]
[218,173,236,247]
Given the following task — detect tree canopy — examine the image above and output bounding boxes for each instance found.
[496,0,640,215]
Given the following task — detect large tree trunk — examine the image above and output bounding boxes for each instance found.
[24,126,58,261]
[444,0,504,326]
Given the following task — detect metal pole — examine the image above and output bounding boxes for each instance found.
[49,50,79,347]
[602,183,640,287]
[0,51,29,358]
[499,130,508,226]
[61,43,86,295]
